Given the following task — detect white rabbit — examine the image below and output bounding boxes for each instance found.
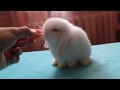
[43,17,92,69]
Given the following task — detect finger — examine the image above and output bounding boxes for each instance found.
[17,26,38,38]
[15,47,23,55]
[4,50,20,66]
[10,47,23,55]
[9,26,37,39]
[13,33,43,48]
[17,29,42,41]
[10,55,20,64]
[13,39,36,48]
[33,29,42,33]
[30,33,43,42]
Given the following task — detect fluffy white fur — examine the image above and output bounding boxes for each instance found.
[43,17,92,69]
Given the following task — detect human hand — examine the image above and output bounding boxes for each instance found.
[0,26,43,70]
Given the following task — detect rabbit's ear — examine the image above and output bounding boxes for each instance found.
[44,40,49,48]
[57,34,69,57]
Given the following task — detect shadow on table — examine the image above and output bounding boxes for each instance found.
[53,58,104,79]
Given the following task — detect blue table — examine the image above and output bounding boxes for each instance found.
[0,42,120,79]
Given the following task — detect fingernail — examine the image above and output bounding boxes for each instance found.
[31,30,37,36]
[18,49,23,55]
[10,55,18,64]
[11,55,16,60]
[12,57,17,63]
[13,56,16,60]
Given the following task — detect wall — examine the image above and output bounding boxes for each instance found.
[0,11,118,51]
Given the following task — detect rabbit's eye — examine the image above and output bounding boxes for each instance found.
[52,29,58,31]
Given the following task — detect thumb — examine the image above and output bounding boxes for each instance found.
[9,26,37,39]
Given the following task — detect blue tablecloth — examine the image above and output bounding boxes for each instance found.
[0,42,120,79]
